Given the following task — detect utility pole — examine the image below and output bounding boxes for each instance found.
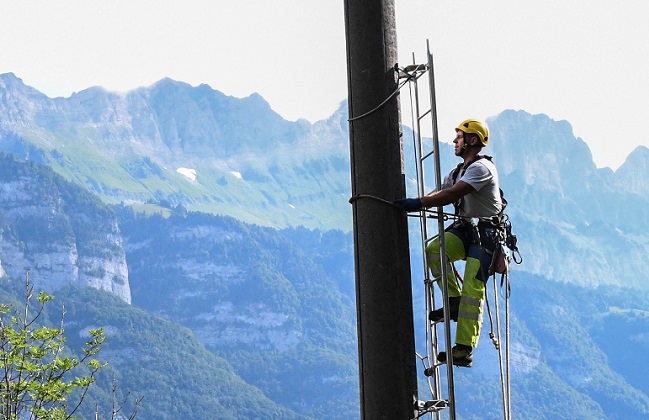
[344,1,418,419]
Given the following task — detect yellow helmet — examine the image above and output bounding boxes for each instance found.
[457,119,489,146]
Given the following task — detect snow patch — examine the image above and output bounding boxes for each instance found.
[176,167,196,181]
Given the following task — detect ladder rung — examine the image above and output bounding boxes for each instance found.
[418,108,432,120]
[422,149,434,160]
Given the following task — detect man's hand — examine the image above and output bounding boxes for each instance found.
[395,198,423,212]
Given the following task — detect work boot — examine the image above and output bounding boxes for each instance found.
[429,296,461,322]
[437,344,473,367]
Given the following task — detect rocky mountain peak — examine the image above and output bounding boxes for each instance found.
[489,109,597,182]
[613,145,649,196]
[0,73,42,96]
[0,73,53,124]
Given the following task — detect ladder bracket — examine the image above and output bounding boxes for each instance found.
[414,399,449,417]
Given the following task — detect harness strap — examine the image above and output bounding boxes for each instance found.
[451,155,507,216]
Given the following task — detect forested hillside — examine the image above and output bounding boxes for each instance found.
[114,206,358,419]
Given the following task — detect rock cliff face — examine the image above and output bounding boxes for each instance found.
[118,209,354,353]
[486,110,649,289]
[0,154,130,303]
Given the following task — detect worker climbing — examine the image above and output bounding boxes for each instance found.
[396,118,504,368]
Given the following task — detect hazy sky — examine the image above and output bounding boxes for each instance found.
[1,1,647,170]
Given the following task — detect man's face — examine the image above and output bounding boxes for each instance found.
[453,130,465,156]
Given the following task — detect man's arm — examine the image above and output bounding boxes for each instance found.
[420,180,475,208]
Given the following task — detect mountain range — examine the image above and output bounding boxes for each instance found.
[1,72,648,419]
[0,72,350,229]
[3,72,648,291]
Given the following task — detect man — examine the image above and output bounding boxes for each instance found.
[397,118,503,367]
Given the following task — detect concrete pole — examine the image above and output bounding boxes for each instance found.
[344,1,418,419]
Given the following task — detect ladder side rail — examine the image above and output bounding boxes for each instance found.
[413,68,446,415]
[403,58,448,419]
[408,69,434,373]
[426,40,457,420]
[410,62,444,416]
[411,62,429,270]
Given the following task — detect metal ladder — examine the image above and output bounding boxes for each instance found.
[401,41,458,420]
[403,42,516,420]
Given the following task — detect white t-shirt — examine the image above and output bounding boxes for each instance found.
[443,158,503,219]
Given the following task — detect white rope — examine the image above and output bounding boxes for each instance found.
[492,274,510,420]
[504,272,512,418]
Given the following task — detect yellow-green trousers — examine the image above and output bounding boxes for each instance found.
[426,228,492,348]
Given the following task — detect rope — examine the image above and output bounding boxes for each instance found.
[348,194,401,209]
[347,72,414,122]
[485,291,498,349]
[504,272,512,418]
[492,275,509,420]
[349,195,461,231]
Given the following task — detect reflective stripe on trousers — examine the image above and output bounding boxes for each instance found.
[426,231,488,348]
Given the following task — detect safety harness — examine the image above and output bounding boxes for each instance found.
[450,155,521,275]
[451,155,506,216]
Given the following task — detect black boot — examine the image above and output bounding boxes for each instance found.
[429,296,461,322]
[437,344,473,367]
